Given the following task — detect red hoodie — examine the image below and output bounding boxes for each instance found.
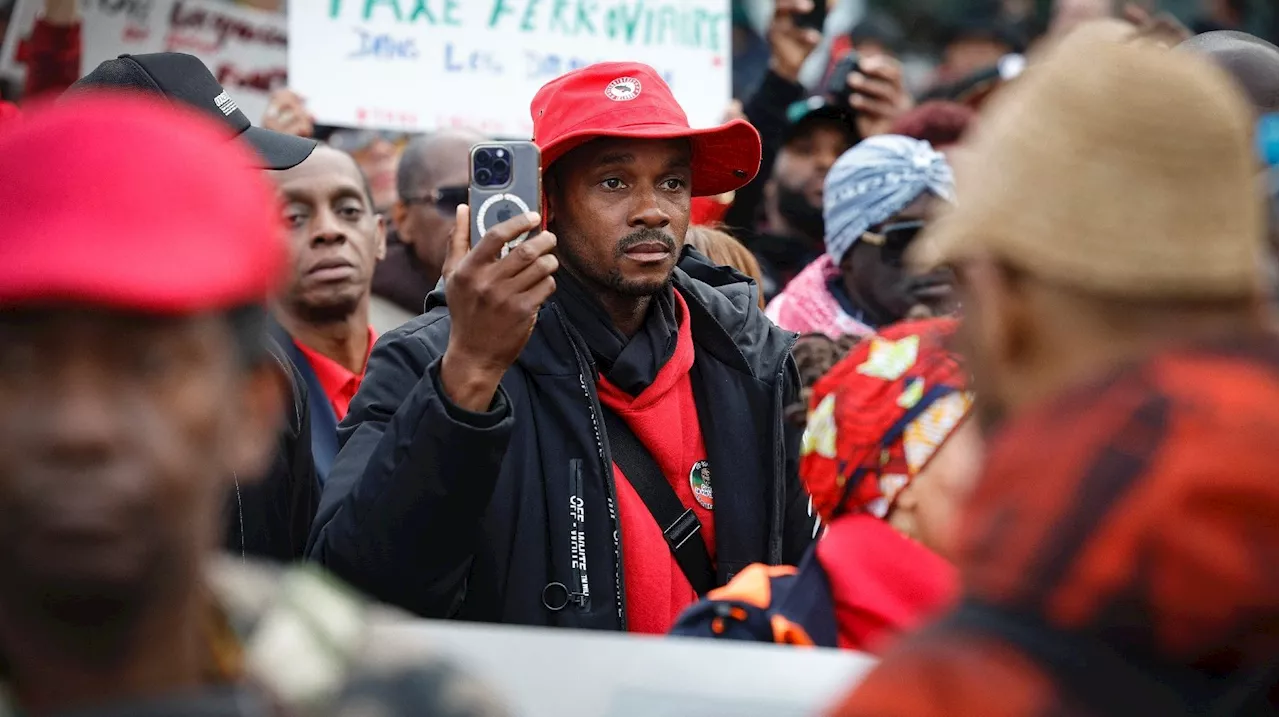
[816,513,958,652]
[596,291,717,634]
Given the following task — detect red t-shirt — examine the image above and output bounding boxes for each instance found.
[596,292,717,634]
[294,326,375,421]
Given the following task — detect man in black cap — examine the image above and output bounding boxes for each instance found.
[71,53,320,562]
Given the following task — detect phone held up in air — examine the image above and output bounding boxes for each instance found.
[468,141,542,256]
[791,0,827,32]
[824,51,862,110]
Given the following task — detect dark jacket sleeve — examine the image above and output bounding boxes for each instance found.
[723,69,807,234]
[780,357,819,565]
[224,339,319,562]
[307,322,515,617]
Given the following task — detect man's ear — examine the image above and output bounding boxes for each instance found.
[963,254,1026,371]
[543,176,558,228]
[227,362,287,485]
[375,212,387,262]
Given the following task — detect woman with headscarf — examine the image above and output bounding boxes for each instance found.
[670,318,981,652]
[765,135,956,339]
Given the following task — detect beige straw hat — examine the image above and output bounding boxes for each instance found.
[914,29,1263,299]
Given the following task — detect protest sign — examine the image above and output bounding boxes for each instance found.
[288,0,732,137]
[83,0,287,122]
[0,0,285,122]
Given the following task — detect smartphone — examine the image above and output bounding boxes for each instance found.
[791,0,827,31]
[468,141,542,255]
[824,51,861,109]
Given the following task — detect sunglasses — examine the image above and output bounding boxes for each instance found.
[403,185,468,214]
[327,129,410,154]
[861,220,925,267]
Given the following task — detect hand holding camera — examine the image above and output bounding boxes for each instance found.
[834,53,914,139]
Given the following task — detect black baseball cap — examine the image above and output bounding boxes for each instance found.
[783,96,858,146]
[70,52,316,170]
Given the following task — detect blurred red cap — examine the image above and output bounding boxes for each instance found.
[0,93,286,313]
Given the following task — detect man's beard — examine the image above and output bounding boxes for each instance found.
[776,183,825,243]
[561,227,677,299]
[0,548,176,666]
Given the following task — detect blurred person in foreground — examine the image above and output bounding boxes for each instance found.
[71,52,320,562]
[269,146,386,487]
[0,95,503,717]
[673,318,980,651]
[311,62,817,632]
[684,225,768,309]
[766,135,956,339]
[831,30,1276,717]
[726,0,913,300]
[369,129,486,333]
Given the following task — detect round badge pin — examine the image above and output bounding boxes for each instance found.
[689,460,713,510]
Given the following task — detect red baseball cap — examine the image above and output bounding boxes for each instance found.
[0,93,286,313]
[530,62,762,197]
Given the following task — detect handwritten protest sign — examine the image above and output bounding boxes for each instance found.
[288,0,731,137]
[83,0,286,122]
[0,0,285,122]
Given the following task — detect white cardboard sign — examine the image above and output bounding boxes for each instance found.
[288,0,732,137]
[1,0,286,123]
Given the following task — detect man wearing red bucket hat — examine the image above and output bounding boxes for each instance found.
[312,62,818,633]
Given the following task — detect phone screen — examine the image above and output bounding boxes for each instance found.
[791,0,827,31]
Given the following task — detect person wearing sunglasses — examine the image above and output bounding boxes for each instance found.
[369,130,484,334]
[765,135,957,339]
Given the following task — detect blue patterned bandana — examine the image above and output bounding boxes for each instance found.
[822,135,956,263]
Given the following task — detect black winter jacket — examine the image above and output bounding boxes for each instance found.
[308,250,816,629]
[223,335,319,562]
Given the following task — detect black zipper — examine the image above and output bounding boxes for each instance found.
[768,335,800,564]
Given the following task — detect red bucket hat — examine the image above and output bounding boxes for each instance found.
[0,93,285,313]
[530,62,762,197]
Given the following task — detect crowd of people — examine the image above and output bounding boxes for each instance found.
[0,0,1277,715]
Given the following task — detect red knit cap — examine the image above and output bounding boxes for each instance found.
[0,93,285,313]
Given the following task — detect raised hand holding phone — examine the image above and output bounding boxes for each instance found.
[439,205,558,412]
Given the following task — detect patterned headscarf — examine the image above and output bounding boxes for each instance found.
[822,135,956,264]
[800,318,972,523]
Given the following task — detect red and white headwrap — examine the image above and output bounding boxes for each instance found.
[800,318,973,523]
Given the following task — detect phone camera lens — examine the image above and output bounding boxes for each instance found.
[475,167,493,185]
[492,158,510,175]
[475,149,493,167]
